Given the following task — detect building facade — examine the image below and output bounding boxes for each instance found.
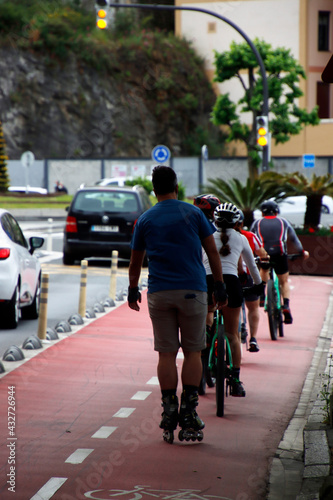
[175,0,333,157]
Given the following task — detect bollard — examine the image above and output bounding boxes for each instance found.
[78,259,88,317]
[47,218,53,252]
[37,272,49,340]
[109,250,118,301]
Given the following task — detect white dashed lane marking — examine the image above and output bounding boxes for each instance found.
[91,426,118,439]
[30,386,155,498]
[146,376,159,385]
[131,391,152,400]
[30,477,68,500]
[113,407,136,418]
[65,448,94,464]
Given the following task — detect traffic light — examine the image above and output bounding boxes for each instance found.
[96,0,109,30]
[256,116,269,147]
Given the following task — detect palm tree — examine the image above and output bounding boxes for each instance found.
[204,175,284,227]
[260,171,333,229]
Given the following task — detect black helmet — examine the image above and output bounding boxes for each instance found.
[194,194,221,220]
[214,202,242,227]
[261,200,279,215]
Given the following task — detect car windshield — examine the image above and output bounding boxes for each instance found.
[73,191,139,213]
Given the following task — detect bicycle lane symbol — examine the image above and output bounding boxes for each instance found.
[84,485,233,500]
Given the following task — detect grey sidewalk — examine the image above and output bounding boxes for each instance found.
[268,292,333,500]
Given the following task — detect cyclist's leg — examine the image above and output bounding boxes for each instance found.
[259,266,269,306]
[275,255,292,324]
[222,305,242,367]
[245,298,260,352]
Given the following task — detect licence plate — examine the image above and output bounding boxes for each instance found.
[91,225,119,232]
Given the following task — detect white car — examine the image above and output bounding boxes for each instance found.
[9,186,48,195]
[0,209,44,329]
[276,195,333,214]
[94,176,152,188]
[254,195,333,218]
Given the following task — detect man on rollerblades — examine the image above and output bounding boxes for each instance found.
[128,166,228,443]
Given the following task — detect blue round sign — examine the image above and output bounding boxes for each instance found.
[151,145,171,163]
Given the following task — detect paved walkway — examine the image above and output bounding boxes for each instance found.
[0,277,332,499]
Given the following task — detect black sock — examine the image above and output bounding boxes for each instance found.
[162,389,177,398]
[182,385,199,395]
[283,298,290,307]
[232,368,240,380]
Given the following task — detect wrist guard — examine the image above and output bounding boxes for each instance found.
[214,281,228,303]
[128,286,141,303]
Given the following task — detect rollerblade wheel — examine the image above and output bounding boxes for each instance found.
[197,430,204,441]
[163,430,174,444]
[178,430,184,441]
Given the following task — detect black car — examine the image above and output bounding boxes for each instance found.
[63,185,152,265]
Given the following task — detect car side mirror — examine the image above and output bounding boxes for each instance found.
[29,236,44,255]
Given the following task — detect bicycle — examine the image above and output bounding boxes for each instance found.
[200,309,233,417]
[260,253,303,341]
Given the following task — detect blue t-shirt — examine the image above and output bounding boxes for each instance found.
[131,199,214,293]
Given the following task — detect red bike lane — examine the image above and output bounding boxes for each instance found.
[0,275,332,500]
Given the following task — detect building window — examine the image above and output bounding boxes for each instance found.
[317,81,330,118]
[318,11,330,51]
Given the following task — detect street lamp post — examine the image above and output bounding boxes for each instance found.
[109,2,269,171]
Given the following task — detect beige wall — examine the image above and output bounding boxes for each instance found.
[176,0,333,158]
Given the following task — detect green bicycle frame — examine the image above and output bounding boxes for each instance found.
[208,310,233,374]
[264,268,282,311]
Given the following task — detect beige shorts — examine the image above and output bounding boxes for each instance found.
[147,290,207,353]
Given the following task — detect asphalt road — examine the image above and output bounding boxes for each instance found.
[0,220,138,359]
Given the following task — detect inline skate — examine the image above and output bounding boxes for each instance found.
[159,394,179,444]
[178,389,204,442]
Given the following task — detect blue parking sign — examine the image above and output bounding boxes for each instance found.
[303,154,315,168]
[151,145,171,163]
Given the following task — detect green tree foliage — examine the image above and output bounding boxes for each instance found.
[211,39,320,180]
[0,0,226,157]
[204,175,284,227]
[0,120,10,192]
[125,176,186,200]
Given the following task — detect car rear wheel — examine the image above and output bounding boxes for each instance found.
[21,275,41,320]
[3,284,20,329]
[63,252,76,265]
[321,204,329,214]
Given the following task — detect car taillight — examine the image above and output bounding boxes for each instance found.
[65,216,78,233]
[0,248,10,259]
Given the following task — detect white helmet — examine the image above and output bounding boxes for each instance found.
[214,202,242,227]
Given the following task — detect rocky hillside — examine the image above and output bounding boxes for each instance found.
[0,2,224,160]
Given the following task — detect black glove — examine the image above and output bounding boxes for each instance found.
[213,281,228,303]
[128,286,141,304]
[251,281,266,297]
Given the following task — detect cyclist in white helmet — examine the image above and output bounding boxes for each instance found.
[214,202,265,397]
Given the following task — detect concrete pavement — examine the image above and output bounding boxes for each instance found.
[268,292,333,499]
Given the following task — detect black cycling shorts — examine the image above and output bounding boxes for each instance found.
[223,274,243,308]
[268,253,289,275]
[242,274,259,302]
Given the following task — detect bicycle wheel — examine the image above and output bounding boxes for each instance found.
[216,321,225,417]
[266,280,278,341]
[278,311,284,337]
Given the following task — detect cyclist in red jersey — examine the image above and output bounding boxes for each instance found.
[237,212,269,352]
[251,200,309,325]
